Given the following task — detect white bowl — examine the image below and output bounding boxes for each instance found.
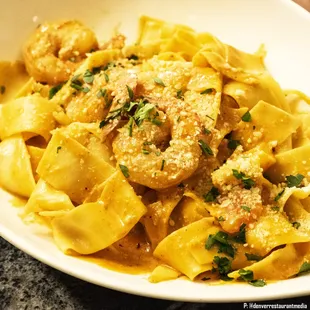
[1,0,310,302]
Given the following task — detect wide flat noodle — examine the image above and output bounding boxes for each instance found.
[229,245,303,280]
[246,212,310,256]
[0,135,35,197]
[52,171,147,254]
[233,101,300,151]
[37,130,115,204]
[23,179,74,218]
[0,95,56,141]
[154,217,218,280]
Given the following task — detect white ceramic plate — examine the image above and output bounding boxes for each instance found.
[1,0,310,302]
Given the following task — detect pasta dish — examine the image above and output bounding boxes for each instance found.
[0,16,310,286]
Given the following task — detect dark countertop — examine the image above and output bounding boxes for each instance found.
[1,238,310,310]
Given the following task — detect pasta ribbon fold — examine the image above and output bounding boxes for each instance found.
[52,171,147,254]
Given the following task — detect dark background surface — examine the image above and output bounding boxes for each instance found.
[1,238,310,310]
[1,1,310,309]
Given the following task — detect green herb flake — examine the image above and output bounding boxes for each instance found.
[205,232,235,258]
[83,69,94,84]
[298,262,310,275]
[241,111,252,122]
[218,216,225,222]
[249,279,267,287]
[128,117,134,137]
[135,103,155,125]
[232,223,246,244]
[155,151,161,156]
[238,269,254,282]
[143,141,153,146]
[213,256,232,277]
[198,140,214,156]
[97,88,107,99]
[292,221,301,229]
[203,187,220,202]
[128,54,139,60]
[126,85,134,101]
[103,62,115,71]
[119,164,129,178]
[203,128,211,135]
[49,84,63,99]
[151,118,163,126]
[56,146,62,153]
[271,206,280,212]
[274,189,285,201]
[245,253,263,262]
[206,114,215,121]
[200,88,214,95]
[71,74,81,82]
[176,89,183,99]
[104,72,109,83]
[286,174,304,188]
[154,77,165,87]
[241,205,251,212]
[142,149,150,155]
[232,169,255,189]
[228,139,241,150]
[160,159,165,171]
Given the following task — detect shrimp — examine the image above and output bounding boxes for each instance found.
[23,20,98,84]
[112,98,202,189]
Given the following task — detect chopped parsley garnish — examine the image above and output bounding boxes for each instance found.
[203,187,220,202]
[103,62,115,71]
[142,149,150,155]
[155,151,161,156]
[206,114,215,121]
[232,223,246,244]
[286,174,304,188]
[241,111,252,122]
[49,83,63,99]
[126,85,134,101]
[238,269,254,281]
[128,117,134,137]
[232,169,255,189]
[143,141,153,146]
[205,231,235,258]
[160,159,165,171]
[151,118,163,126]
[154,77,165,87]
[292,221,301,229]
[200,88,214,95]
[238,270,266,287]
[56,146,62,153]
[249,279,266,287]
[119,164,129,178]
[218,216,225,222]
[271,206,280,212]
[298,262,310,276]
[177,116,181,122]
[245,253,263,261]
[213,256,233,280]
[83,69,94,84]
[135,103,155,125]
[70,75,90,93]
[104,72,109,83]
[0,85,6,94]
[274,189,285,201]
[198,140,214,156]
[241,205,251,212]
[128,54,139,60]
[97,88,107,98]
[228,139,241,150]
[203,128,211,135]
[176,89,183,99]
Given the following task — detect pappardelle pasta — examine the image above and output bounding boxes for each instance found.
[1,16,310,286]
